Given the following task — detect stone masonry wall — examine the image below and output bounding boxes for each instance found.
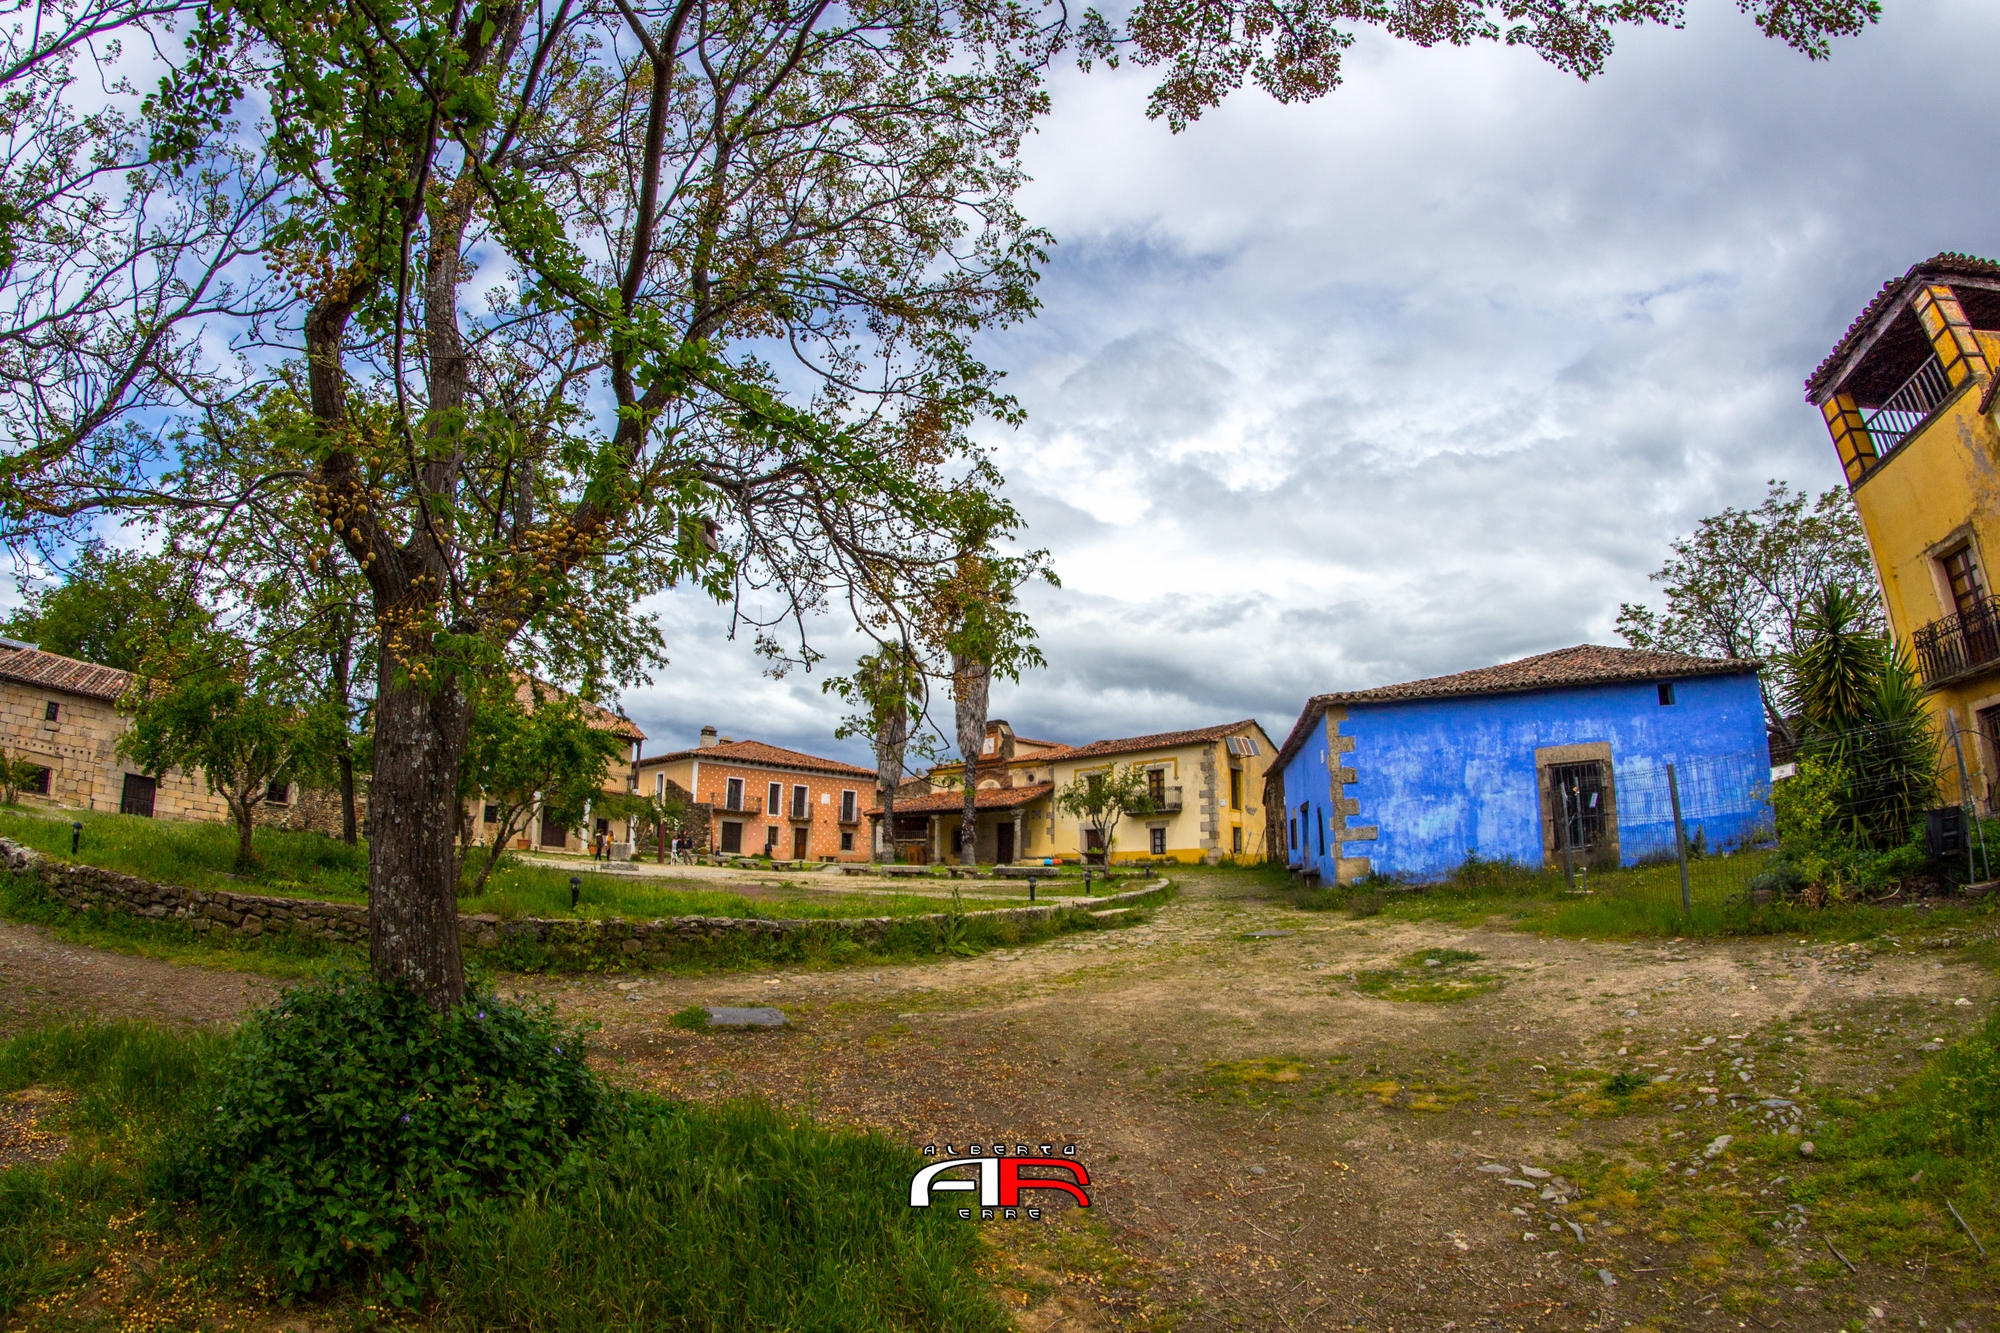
[0,836,1166,968]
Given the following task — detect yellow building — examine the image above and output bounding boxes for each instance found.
[1807,252,2000,806]
[894,718,1276,865]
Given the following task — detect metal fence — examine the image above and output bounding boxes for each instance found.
[1551,748,1776,912]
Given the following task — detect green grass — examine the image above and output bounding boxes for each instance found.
[0,802,368,900]
[0,1016,1010,1332]
[1350,948,1501,1003]
[472,861,1034,922]
[1257,850,2000,943]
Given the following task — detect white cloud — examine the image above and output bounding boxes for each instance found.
[626,0,2000,760]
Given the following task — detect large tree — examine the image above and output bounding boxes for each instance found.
[0,0,1882,1007]
[1,540,211,670]
[1617,480,1883,742]
[826,639,931,862]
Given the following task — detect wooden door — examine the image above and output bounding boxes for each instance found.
[119,772,156,818]
[792,826,808,859]
[996,821,1015,864]
[540,812,566,847]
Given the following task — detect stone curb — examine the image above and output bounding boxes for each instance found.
[0,836,1169,966]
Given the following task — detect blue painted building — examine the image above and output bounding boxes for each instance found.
[1270,645,1770,884]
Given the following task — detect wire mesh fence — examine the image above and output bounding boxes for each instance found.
[1557,748,1778,914]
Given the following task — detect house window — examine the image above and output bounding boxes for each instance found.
[1288,818,1296,855]
[42,701,58,722]
[656,772,666,797]
[1232,826,1243,854]
[1981,705,2000,807]
[720,821,743,853]
[1146,768,1166,804]
[764,825,779,849]
[1943,544,1987,620]
[1229,768,1242,809]
[1150,827,1166,856]
[767,781,782,815]
[840,790,857,822]
[265,781,291,805]
[22,766,49,796]
[840,831,854,851]
[483,803,500,823]
[725,777,744,810]
[1084,828,1104,852]
[1316,809,1324,858]
[1657,681,1676,706]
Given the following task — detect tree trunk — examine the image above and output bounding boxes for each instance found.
[953,652,989,866]
[367,660,472,1009]
[229,789,258,868]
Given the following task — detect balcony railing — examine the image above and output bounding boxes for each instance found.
[716,796,764,815]
[1861,353,1952,460]
[1141,785,1183,814]
[1914,595,2000,687]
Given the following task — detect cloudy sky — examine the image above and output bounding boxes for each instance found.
[228,0,1994,765]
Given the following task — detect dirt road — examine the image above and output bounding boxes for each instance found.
[4,870,1994,1331]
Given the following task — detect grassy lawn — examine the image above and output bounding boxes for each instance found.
[0,804,1048,921]
[0,1016,1008,1332]
[1264,853,2000,943]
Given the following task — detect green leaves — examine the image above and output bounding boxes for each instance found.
[171,975,604,1295]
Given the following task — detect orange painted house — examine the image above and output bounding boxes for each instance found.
[635,726,876,860]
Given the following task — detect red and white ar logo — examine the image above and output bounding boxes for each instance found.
[910,1148,1091,1220]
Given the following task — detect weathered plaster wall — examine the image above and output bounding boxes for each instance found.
[1281,673,1769,883]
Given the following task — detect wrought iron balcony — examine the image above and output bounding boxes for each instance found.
[1861,353,1952,460]
[1141,785,1183,814]
[717,796,764,815]
[1914,596,2000,687]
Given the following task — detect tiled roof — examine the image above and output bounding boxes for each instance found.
[1063,720,1264,761]
[0,642,132,701]
[870,782,1053,816]
[1805,252,2000,397]
[1272,645,1758,772]
[642,737,875,778]
[513,675,644,741]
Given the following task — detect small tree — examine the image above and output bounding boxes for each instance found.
[120,648,331,868]
[827,641,933,862]
[458,683,630,896]
[1053,765,1155,864]
[0,749,46,804]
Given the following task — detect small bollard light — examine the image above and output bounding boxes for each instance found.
[570,875,581,911]
[71,821,81,854]
[1084,865,1092,897]
[1028,876,1036,903]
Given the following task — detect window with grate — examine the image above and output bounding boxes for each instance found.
[1943,544,1987,620]
[1547,761,1609,854]
[43,701,58,722]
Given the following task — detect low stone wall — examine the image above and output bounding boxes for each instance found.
[0,836,1169,967]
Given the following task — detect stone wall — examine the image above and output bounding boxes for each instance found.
[0,835,1167,968]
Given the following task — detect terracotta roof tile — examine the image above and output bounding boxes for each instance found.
[512,675,645,741]
[869,782,1053,816]
[1063,720,1263,761]
[1272,644,1758,772]
[1805,252,2000,398]
[641,737,875,778]
[0,643,132,702]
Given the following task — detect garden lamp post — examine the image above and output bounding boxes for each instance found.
[1027,875,1036,903]
[570,875,581,912]
[71,821,81,854]
[1083,865,1092,897]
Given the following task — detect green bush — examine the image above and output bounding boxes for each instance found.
[170,974,605,1296]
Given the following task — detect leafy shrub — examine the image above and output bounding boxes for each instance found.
[170,974,605,1296]
[669,1005,710,1030]
[1748,860,1806,898]
[1601,1071,1647,1097]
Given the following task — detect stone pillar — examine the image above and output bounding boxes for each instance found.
[1011,810,1023,864]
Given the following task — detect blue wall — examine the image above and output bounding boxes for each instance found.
[1281,671,1769,882]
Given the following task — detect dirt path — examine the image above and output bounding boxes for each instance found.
[4,874,1995,1331]
[0,921,274,1036]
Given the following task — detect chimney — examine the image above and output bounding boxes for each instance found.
[699,725,719,748]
